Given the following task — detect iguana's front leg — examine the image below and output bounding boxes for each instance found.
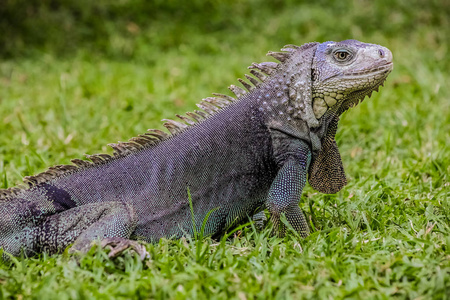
[267,138,311,237]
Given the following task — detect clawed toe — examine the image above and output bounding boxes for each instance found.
[101,237,149,260]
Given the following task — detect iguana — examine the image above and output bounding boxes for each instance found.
[0,40,393,258]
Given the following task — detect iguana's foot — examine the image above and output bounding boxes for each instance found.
[101,237,149,260]
[252,211,267,230]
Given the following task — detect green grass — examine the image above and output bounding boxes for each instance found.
[0,0,449,299]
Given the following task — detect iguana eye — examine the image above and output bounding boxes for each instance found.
[334,50,351,61]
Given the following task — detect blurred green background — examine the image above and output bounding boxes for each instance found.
[1,0,448,59]
[0,1,449,298]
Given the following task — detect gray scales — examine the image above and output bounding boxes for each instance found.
[0,40,393,258]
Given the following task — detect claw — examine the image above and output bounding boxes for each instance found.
[101,237,149,260]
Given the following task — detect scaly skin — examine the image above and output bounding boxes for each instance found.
[0,40,393,258]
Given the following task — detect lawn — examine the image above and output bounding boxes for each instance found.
[0,0,449,299]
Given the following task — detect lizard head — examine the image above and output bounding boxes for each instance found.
[311,39,393,119]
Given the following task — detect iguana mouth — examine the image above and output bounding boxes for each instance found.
[312,61,393,119]
[336,63,392,113]
[372,62,393,76]
[319,62,393,85]
[344,62,393,77]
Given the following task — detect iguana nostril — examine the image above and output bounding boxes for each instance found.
[378,49,385,58]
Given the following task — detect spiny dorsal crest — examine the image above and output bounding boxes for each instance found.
[0,45,303,200]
